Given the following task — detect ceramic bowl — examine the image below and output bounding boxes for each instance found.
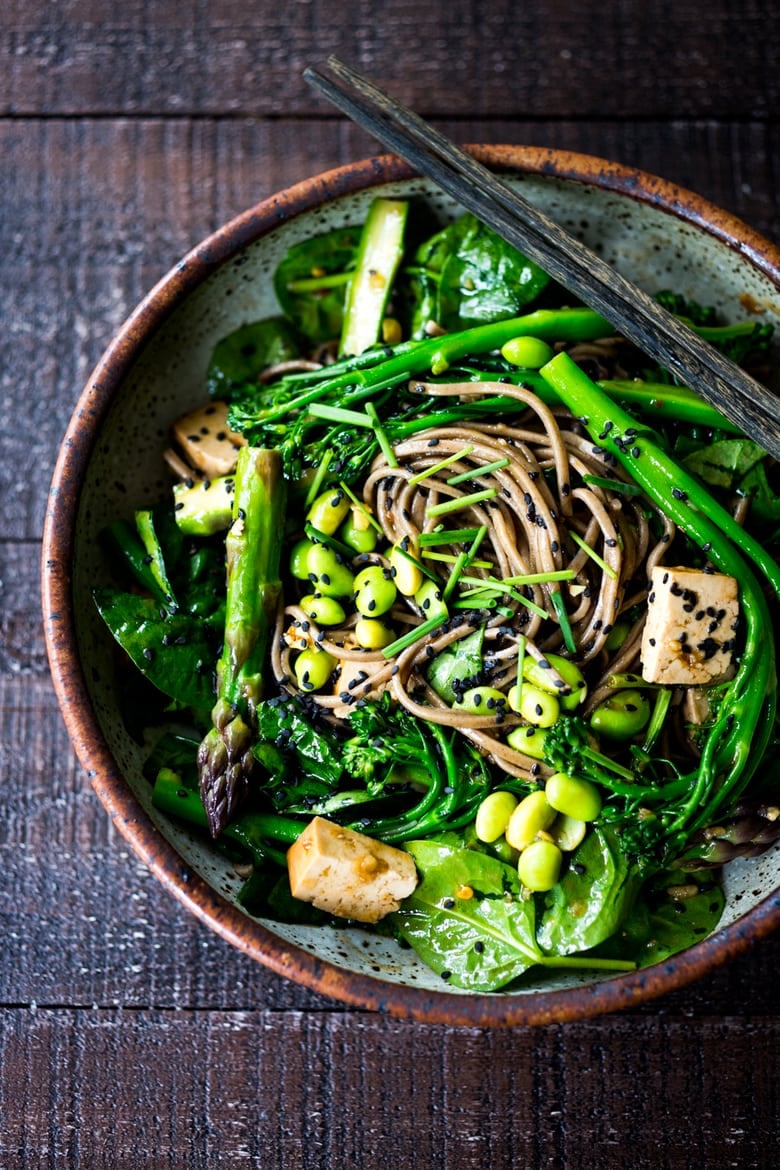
[42,146,780,1026]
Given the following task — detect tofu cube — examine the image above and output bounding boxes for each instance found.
[287,817,418,924]
[171,401,246,477]
[640,565,739,686]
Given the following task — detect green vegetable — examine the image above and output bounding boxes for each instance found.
[273,226,362,342]
[93,590,219,711]
[339,197,408,356]
[407,213,550,335]
[392,839,634,991]
[197,447,286,837]
[540,352,779,852]
[590,689,652,740]
[426,626,485,704]
[207,317,301,402]
[537,827,639,955]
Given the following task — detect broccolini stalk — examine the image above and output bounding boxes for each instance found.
[197,446,286,837]
[240,308,613,429]
[540,353,778,854]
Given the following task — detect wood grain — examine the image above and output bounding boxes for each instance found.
[0,1009,777,1169]
[1,0,779,119]
[3,1,780,1161]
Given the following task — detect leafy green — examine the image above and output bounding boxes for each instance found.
[537,827,639,955]
[682,437,766,490]
[391,838,543,990]
[255,697,344,788]
[207,317,302,402]
[93,588,220,710]
[407,213,550,334]
[425,626,485,704]
[597,870,725,967]
[273,226,361,342]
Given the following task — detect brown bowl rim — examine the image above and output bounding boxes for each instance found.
[42,144,780,1027]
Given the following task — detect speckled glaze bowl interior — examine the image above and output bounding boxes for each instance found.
[43,147,780,1026]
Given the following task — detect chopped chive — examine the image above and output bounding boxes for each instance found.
[391,542,440,584]
[337,479,383,534]
[381,613,448,658]
[460,569,574,588]
[515,634,526,710]
[304,448,334,509]
[418,527,482,547]
[458,578,548,619]
[408,445,475,486]
[582,473,644,496]
[308,402,375,427]
[465,525,488,563]
[443,550,469,601]
[423,550,493,569]
[453,596,498,610]
[447,457,510,485]
[643,687,673,752]
[569,531,619,580]
[441,525,485,602]
[365,401,398,468]
[304,522,355,560]
[551,590,577,654]
[426,488,497,517]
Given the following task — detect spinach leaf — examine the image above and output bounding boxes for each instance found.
[406,214,549,335]
[255,697,344,788]
[437,215,550,330]
[537,826,639,955]
[238,867,329,925]
[682,438,766,490]
[391,839,544,991]
[597,870,725,967]
[207,317,302,403]
[94,588,220,710]
[740,461,780,525]
[273,226,361,343]
[425,626,485,704]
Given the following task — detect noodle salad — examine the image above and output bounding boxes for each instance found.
[96,198,780,990]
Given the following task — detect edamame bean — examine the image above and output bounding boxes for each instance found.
[489,837,520,865]
[299,594,347,626]
[306,488,350,535]
[517,839,562,891]
[590,689,651,740]
[290,538,315,579]
[551,814,587,852]
[507,682,560,727]
[506,725,548,760]
[458,686,509,716]
[306,543,355,598]
[354,617,396,649]
[545,772,602,821]
[353,564,398,616]
[604,621,630,651]
[522,652,587,711]
[294,647,337,692]
[500,335,555,369]
[475,791,518,843]
[505,789,556,852]
[413,578,448,620]
[388,543,424,596]
[339,508,378,554]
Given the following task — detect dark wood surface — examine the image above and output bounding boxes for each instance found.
[2,3,779,1166]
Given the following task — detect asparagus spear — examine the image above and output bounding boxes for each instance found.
[197,445,286,836]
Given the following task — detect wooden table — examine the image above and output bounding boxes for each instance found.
[3,2,779,1165]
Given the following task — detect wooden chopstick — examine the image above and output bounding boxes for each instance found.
[304,57,780,461]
